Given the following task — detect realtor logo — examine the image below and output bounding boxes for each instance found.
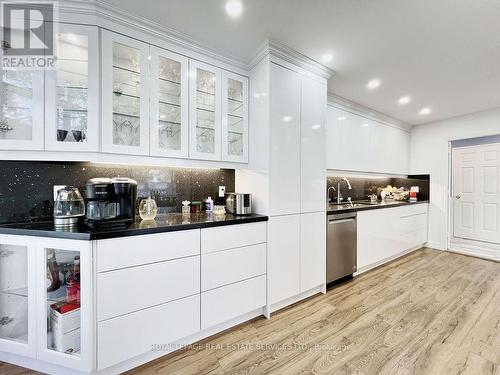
[1,1,57,69]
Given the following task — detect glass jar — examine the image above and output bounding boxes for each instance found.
[139,198,158,220]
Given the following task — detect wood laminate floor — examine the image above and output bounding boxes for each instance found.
[2,248,499,375]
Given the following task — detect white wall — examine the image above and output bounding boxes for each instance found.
[410,107,500,250]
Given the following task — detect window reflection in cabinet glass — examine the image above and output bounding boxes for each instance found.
[112,42,141,147]
[45,248,81,357]
[227,78,243,156]
[0,244,28,344]
[196,68,216,154]
[0,70,35,141]
[55,33,89,143]
[158,56,182,151]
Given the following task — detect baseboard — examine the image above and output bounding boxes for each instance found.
[269,285,324,314]
[448,237,500,262]
[1,308,267,375]
[354,244,424,276]
[424,241,446,251]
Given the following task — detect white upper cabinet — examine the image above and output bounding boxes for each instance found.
[149,48,189,158]
[189,60,222,161]
[222,71,248,163]
[0,18,44,150]
[269,63,301,216]
[45,24,99,152]
[300,76,326,213]
[326,106,410,175]
[101,30,150,156]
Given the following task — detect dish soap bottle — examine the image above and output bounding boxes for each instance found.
[205,197,214,212]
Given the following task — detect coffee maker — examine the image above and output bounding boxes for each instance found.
[85,177,137,229]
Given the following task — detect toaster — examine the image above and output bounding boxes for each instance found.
[225,193,252,215]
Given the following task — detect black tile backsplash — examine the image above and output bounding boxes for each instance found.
[327,174,430,203]
[0,161,234,224]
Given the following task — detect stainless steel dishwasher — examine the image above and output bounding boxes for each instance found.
[327,212,357,283]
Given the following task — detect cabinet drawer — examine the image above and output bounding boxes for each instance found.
[96,230,200,272]
[201,275,266,329]
[98,295,199,370]
[201,243,266,291]
[200,222,266,254]
[97,256,199,321]
[397,203,429,217]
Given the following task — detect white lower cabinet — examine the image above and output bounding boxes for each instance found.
[200,224,267,329]
[357,204,429,272]
[300,212,326,292]
[97,256,200,321]
[97,295,200,370]
[201,244,266,291]
[201,275,266,329]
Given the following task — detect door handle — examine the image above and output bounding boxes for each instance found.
[456,195,461,199]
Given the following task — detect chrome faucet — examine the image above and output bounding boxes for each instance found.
[337,177,352,203]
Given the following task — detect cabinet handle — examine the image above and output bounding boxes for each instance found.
[456,195,461,199]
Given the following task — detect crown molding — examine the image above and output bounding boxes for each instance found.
[249,39,335,80]
[56,1,336,79]
[56,0,249,72]
[328,93,411,131]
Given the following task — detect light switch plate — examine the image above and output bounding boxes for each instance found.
[53,185,67,201]
[218,186,226,198]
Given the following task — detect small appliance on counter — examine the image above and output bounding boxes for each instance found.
[225,193,252,215]
[85,177,137,229]
[53,186,85,228]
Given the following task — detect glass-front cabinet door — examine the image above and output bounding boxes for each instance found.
[149,47,188,158]
[0,19,44,150]
[222,71,248,163]
[0,236,36,357]
[189,60,222,161]
[45,24,99,152]
[36,238,92,372]
[101,30,150,156]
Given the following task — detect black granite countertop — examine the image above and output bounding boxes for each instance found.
[327,200,429,215]
[0,213,269,240]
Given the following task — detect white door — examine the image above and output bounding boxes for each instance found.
[300,75,326,213]
[453,144,500,244]
[189,60,222,161]
[45,24,99,152]
[268,215,300,305]
[269,63,301,216]
[149,47,189,158]
[101,30,150,156]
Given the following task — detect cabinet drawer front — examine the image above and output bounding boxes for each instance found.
[97,230,200,272]
[200,222,266,254]
[201,243,266,291]
[201,275,266,329]
[397,203,429,217]
[97,257,200,321]
[98,295,199,370]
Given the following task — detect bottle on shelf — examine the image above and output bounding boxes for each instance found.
[66,256,80,305]
[46,249,61,293]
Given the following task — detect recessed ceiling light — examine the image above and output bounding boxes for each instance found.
[362,123,369,127]
[419,107,431,115]
[321,53,333,63]
[282,116,293,122]
[398,96,411,105]
[225,0,243,18]
[367,79,381,90]
[337,116,346,121]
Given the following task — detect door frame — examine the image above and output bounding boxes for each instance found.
[447,132,500,254]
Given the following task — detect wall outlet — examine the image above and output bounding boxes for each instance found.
[53,185,67,201]
[218,186,226,198]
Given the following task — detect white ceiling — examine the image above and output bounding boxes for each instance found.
[102,0,500,126]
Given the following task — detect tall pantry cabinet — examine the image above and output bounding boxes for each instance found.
[237,52,329,313]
